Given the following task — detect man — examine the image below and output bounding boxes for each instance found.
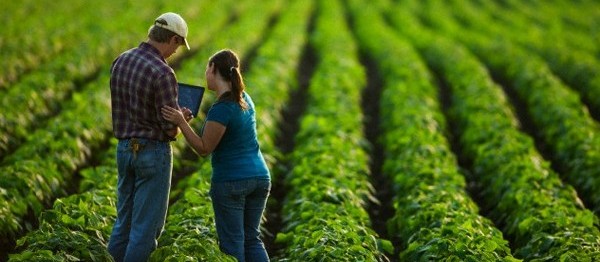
[108,12,192,262]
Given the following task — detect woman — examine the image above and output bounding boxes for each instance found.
[161,49,271,262]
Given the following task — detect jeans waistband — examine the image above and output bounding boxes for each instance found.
[118,138,169,151]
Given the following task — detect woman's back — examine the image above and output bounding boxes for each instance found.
[207,92,270,182]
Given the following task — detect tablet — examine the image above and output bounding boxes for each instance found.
[177,83,205,117]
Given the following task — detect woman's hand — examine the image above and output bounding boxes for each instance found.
[162,106,186,126]
[182,107,194,122]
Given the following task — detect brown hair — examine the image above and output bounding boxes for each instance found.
[148,21,180,43]
[209,49,248,109]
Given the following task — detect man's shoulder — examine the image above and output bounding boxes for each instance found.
[136,46,173,75]
[113,46,173,76]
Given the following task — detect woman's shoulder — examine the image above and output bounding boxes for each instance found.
[211,100,235,111]
[242,91,255,107]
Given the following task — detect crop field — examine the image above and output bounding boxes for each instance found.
[2,0,600,261]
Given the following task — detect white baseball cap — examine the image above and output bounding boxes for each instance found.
[152,12,190,50]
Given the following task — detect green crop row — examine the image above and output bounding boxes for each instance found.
[0,31,103,158]
[0,1,98,89]
[0,72,112,241]
[471,0,599,56]
[347,0,518,261]
[273,1,389,261]
[238,0,314,253]
[8,141,118,261]
[6,0,600,260]
[387,2,600,260]
[425,3,600,217]
[242,2,315,251]
[444,0,600,122]
[246,0,314,171]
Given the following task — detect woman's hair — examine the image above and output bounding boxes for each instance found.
[209,49,248,109]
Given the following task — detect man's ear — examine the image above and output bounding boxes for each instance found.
[171,35,180,45]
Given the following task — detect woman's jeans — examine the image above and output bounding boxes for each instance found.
[108,138,172,262]
[210,178,271,262]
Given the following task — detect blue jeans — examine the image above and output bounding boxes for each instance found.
[210,178,271,262]
[108,138,172,262]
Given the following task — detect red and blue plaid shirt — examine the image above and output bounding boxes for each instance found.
[110,42,179,141]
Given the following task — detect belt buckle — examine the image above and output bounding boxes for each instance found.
[129,138,143,159]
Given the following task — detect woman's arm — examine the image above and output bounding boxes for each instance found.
[179,120,225,156]
[161,106,226,156]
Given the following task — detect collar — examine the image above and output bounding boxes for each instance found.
[139,42,166,62]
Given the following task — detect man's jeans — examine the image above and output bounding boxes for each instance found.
[210,178,271,262]
[108,138,172,262]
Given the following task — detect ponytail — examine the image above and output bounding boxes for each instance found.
[230,66,248,110]
[209,49,248,110]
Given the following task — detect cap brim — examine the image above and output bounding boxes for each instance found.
[184,38,190,50]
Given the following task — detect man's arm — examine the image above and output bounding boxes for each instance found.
[165,127,180,138]
[155,72,180,139]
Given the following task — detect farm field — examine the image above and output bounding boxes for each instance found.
[2,0,600,261]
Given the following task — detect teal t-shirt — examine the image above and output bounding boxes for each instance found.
[205,92,270,182]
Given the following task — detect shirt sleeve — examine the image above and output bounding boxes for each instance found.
[154,72,179,131]
[206,102,232,126]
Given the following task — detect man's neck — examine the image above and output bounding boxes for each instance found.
[147,39,169,58]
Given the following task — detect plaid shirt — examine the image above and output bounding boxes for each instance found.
[110,42,179,141]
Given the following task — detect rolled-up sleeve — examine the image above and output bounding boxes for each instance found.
[155,72,179,132]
